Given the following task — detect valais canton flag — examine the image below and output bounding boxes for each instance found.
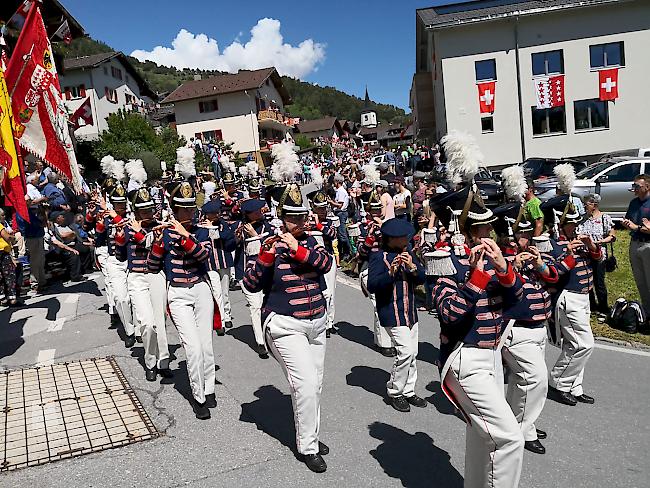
[534,75,565,109]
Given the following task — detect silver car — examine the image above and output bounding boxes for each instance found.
[536,157,648,220]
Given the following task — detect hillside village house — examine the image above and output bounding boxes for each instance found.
[162,68,294,164]
[412,0,650,166]
[60,52,157,140]
[296,117,342,141]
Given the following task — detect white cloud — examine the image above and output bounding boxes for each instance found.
[130,18,325,79]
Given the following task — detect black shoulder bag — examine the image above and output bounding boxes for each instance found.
[602,217,617,272]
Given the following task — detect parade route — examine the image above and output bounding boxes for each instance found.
[1,273,649,487]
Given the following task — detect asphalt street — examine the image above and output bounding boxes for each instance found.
[1,271,649,487]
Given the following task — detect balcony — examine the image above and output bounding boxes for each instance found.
[257,109,295,131]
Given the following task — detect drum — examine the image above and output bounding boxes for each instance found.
[423,252,436,276]
[327,215,340,228]
[422,228,437,243]
[348,223,361,237]
[201,225,220,240]
[245,236,262,257]
[309,231,325,247]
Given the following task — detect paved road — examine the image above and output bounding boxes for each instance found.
[1,272,649,487]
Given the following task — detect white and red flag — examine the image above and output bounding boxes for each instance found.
[5,2,81,191]
[72,97,93,129]
[53,20,72,45]
[599,68,619,101]
[477,81,495,114]
[534,75,565,109]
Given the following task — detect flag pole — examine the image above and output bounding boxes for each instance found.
[8,48,32,100]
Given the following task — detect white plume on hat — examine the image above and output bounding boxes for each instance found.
[501,165,527,202]
[125,159,147,191]
[246,160,259,178]
[238,164,250,178]
[220,154,236,174]
[176,146,196,179]
[101,155,125,181]
[362,164,380,185]
[160,161,167,172]
[441,131,483,186]
[311,166,323,187]
[270,140,301,182]
[554,163,576,195]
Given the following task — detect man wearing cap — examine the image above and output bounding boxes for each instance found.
[197,199,237,333]
[542,196,602,407]
[368,219,426,412]
[148,181,216,420]
[115,188,171,381]
[243,183,333,473]
[237,198,274,358]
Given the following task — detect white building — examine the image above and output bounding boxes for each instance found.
[162,68,293,164]
[412,0,650,166]
[61,52,156,140]
[360,87,378,128]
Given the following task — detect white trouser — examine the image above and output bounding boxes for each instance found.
[95,247,114,314]
[105,255,134,336]
[322,261,337,329]
[242,279,265,347]
[208,268,231,322]
[502,326,548,442]
[444,346,524,488]
[385,323,419,398]
[360,268,392,348]
[265,312,327,455]
[549,291,593,396]
[127,271,169,370]
[167,281,215,403]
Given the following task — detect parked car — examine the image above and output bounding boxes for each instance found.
[474,167,504,207]
[535,157,649,220]
[597,148,650,161]
[522,158,588,181]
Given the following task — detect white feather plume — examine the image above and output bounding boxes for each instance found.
[238,165,250,178]
[220,154,236,174]
[362,164,380,185]
[441,131,483,186]
[270,140,301,183]
[160,161,167,172]
[112,160,126,182]
[126,159,147,184]
[501,165,527,202]
[554,163,576,195]
[311,166,323,187]
[176,146,196,179]
[246,160,259,178]
[101,155,125,181]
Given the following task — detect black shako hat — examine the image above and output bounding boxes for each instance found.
[128,187,155,210]
[540,194,581,228]
[429,185,496,233]
[166,181,196,208]
[492,202,533,237]
[270,183,308,216]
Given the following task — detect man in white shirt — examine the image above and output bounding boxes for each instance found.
[376,181,395,221]
[328,174,351,260]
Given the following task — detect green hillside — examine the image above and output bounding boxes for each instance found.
[56,37,408,124]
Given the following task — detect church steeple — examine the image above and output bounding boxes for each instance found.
[364,86,371,108]
[360,85,377,128]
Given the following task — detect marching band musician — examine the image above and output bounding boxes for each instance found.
[358,192,396,357]
[542,195,602,407]
[243,183,333,474]
[147,180,216,420]
[197,199,237,334]
[115,188,172,381]
[431,184,526,488]
[306,189,338,337]
[367,219,426,413]
[237,198,275,358]
[492,202,556,455]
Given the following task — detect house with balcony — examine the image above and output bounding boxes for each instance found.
[60,52,157,140]
[295,117,342,142]
[162,67,293,164]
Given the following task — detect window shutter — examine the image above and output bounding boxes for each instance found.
[215,130,223,141]
[213,99,218,111]
[64,87,71,100]
[199,102,204,113]
[105,87,109,99]
[79,84,86,98]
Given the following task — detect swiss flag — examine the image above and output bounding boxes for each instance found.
[477,81,496,114]
[72,96,93,129]
[599,68,619,101]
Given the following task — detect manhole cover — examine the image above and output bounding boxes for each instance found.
[0,357,159,471]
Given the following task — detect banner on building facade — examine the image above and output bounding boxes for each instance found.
[599,68,619,101]
[477,81,495,114]
[534,75,565,109]
[72,97,93,129]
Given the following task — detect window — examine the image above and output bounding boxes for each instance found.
[531,106,566,135]
[103,67,108,75]
[532,50,563,76]
[603,163,641,182]
[475,59,496,81]
[64,84,86,100]
[202,130,223,142]
[574,99,609,130]
[481,116,494,133]
[199,99,219,113]
[111,66,123,80]
[590,42,624,69]
[104,87,118,103]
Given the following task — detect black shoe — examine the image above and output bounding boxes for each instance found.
[326,330,331,338]
[406,395,428,408]
[71,276,87,282]
[576,393,595,404]
[216,327,225,336]
[257,344,269,359]
[229,283,241,291]
[136,336,143,343]
[549,387,577,406]
[389,395,410,413]
[110,314,121,328]
[225,321,233,329]
[378,347,396,357]
[124,335,136,348]
[318,441,329,456]
[191,399,211,420]
[524,439,546,454]
[158,368,173,379]
[145,368,157,382]
[329,327,338,335]
[302,454,327,473]
[205,393,217,408]
[536,428,547,440]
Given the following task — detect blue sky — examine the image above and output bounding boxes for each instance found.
[62,0,463,111]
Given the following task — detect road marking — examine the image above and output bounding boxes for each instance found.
[36,349,56,366]
[337,273,361,291]
[594,343,650,357]
[47,318,66,332]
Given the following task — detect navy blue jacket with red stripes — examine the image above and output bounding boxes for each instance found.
[147,227,211,286]
[195,220,237,270]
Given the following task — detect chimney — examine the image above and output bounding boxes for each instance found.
[193,74,202,81]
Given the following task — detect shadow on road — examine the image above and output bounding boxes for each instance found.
[239,385,296,454]
[335,321,376,351]
[0,318,27,361]
[228,324,259,354]
[417,341,440,366]
[425,381,463,420]
[346,365,390,398]
[368,421,463,488]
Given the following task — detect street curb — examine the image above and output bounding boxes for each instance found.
[594,336,650,351]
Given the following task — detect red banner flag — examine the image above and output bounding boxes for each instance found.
[477,81,496,114]
[599,68,619,101]
[534,75,565,109]
[5,3,81,191]
[72,97,93,129]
